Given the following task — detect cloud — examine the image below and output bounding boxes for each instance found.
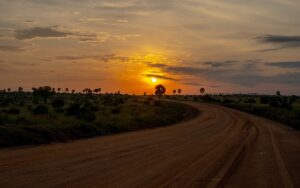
[15,27,71,40]
[147,63,167,68]
[143,73,179,81]
[265,61,300,68]
[257,34,300,51]
[55,54,129,62]
[146,60,300,86]
[14,26,100,42]
[183,82,220,88]
[202,60,236,67]
[0,45,25,52]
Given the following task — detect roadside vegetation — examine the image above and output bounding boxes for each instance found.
[168,90,300,130]
[0,86,198,148]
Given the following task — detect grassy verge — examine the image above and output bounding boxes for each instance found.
[166,94,300,130]
[0,94,198,148]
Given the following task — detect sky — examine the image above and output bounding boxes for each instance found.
[0,0,300,95]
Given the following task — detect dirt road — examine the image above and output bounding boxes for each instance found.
[0,102,299,188]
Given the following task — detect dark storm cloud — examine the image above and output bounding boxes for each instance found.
[0,45,25,52]
[143,74,179,81]
[15,27,71,40]
[266,61,300,68]
[257,34,300,51]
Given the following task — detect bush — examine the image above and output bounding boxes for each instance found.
[4,108,20,115]
[66,103,81,116]
[223,98,235,104]
[33,105,48,115]
[246,98,256,104]
[54,108,64,113]
[153,100,162,106]
[80,112,96,122]
[111,107,121,114]
[52,98,65,108]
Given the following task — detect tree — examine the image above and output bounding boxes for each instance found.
[57,88,61,93]
[276,91,281,96]
[7,88,11,92]
[155,84,166,97]
[178,89,182,95]
[173,90,176,95]
[65,88,69,93]
[200,88,205,95]
[83,88,92,95]
[32,86,54,103]
[72,89,75,94]
[18,86,23,92]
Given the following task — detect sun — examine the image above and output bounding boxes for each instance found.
[151,77,158,83]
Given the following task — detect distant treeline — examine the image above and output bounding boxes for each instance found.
[187,93,300,130]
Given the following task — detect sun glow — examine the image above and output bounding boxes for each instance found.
[151,77,158,83]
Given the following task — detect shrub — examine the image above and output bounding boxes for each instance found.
[246,98,256,104]
[153,100,162,106]
[5,108,20,115]
[54,108,64,114]
[65,103,81,116]
[111,107,121,114]
[223,98,235,104]
[51,98,65,108]
[80,112,96,122]
[33,105,48,115]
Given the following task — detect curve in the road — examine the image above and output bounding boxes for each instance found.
[0,101,299,188]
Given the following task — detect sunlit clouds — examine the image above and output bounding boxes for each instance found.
[0,0,300,94]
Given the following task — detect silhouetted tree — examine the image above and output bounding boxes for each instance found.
[32,86,54,103]
[173,90,176,95]
[155,84,166,98]
[178,89,182,95]
[144,92,147,96]
[276,91,281,96]
[65,88,69,93]
[83,88,92,95]
[7,88,11,92]
[57,88,61,93]
[200,88,205,95]
[72,89,75,94]
[18,86,23,92]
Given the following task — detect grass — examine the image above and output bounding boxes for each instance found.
[0,93,199,148]
[167,94,300,130]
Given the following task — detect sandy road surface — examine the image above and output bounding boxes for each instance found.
[0,102,299,188]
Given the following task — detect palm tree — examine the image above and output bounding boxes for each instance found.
[7,88,11,92]
[65,88,69,93]
[155,84,166,98]
[200,88,205,95]
[178,89,182,95]
[72,89,75,94]
[173,89,176,95]
[57,88,61,93]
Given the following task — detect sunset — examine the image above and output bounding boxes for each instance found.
[1,0,299,94]
[0,1,299,188]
